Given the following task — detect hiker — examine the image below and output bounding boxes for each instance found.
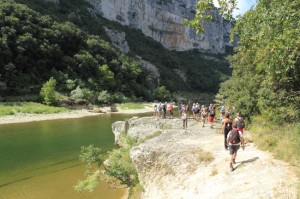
[179,102,184,118]
[157,102,163,118]
[220,106,225,120]
[153,104,158,117]
[208,104,215,129]
[222,113,232,150]
[168,102,174,118]
[227,125,245,171]
[200,105,206,127]
[181,106,188,130]
[163,102,167,119]
[234,112,245,133]
[192,103,196,120]
[194,103,200,121]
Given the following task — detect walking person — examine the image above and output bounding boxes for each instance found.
[227,125,245,171]
[220,106,225,120]
[234,112,246,133]
[208,104,215,129]
[181,105,188,129]
[222,113,232,150]
[169,102,174,119]
[200,105,206,127]
[163,102,167,119]
[153,104,158,117]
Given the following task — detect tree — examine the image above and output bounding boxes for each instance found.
[216,0,300,123]
[40,77,57,105]
[184,0,238,33]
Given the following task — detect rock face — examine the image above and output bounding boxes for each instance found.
[112,117,298,199]
[104,27,130,53]
[87,0,234,53]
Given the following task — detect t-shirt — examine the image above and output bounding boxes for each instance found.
[227,130,243,146]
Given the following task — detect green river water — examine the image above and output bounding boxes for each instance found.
[0,112,151,199]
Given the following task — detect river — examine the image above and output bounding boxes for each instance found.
[0,112,151,199]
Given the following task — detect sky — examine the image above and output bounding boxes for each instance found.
[213,0,257,17]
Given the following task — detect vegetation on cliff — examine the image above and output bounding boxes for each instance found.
[1,0,232,104]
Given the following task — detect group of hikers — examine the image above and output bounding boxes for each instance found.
[153,101,246,171]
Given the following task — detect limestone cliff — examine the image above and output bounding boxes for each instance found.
[87,0,234,53]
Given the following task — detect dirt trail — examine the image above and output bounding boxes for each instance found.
[187,119,298,199]
[131,117,299,199]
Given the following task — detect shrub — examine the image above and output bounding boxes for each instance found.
[40,77,57,105]
[70,86,84,99]
[97,90,112,104]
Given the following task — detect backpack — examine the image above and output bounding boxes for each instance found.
[194,107,200,114]
[158,105,162,111]
[221,108,225,113]
[236,118,245,128]
[228,129,241,144]
[209,109,215,116]
[225,122,232,132]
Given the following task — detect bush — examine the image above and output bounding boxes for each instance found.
[97,90,111,104]
[70,86,84,99]
[40,77,57,105]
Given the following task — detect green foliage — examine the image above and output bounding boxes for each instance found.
[217,0,300,124]
[97,90,112,104]
[40,77,57,105]
[0,102,68,116]
[105,146,139,186]
[155,86,171,101]
[0,1,152,100]
[184,0,237,33]
[117,102,151,110]
[250,117,300,167]
[79,145,103,168]
[75,136,140,193]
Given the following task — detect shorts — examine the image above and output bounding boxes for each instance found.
[229,145,240,155]
[208,116,214,122]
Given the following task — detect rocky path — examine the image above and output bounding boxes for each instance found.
[114,117,298,199]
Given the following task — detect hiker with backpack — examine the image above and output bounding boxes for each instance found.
[234,112,245,133]
[208,104,215,129]
[222,113,232,150]
[227,125,245,171]
[194,103,200,121]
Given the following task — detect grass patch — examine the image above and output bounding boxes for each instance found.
[250,116,300,195]
[117,102,152,110]
[197,149,214,163]
[0,102,68,116]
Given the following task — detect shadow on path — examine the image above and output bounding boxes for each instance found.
[234,157,259,171]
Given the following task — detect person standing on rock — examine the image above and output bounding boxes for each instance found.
[227,125,245,171]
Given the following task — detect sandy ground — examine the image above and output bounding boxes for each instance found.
[0,105,154,125]
[136,119,299,199]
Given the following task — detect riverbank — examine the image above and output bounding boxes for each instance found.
[113,117,299,198]
[0,105,154,125]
